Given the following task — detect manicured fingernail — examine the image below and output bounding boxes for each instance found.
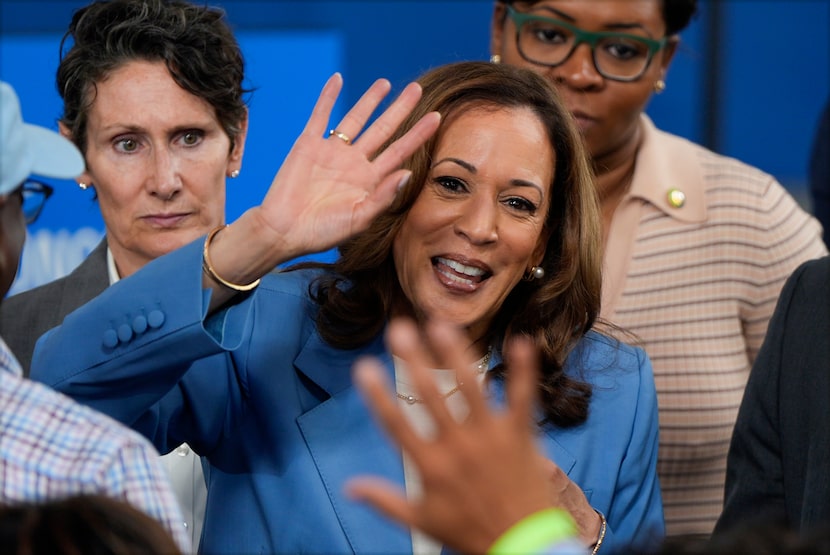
[397,172,411,191]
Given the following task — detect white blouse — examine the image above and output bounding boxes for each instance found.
[393,351,489,555]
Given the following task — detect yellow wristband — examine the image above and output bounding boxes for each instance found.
[488,508,578,555]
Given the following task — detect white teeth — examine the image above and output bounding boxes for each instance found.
[437,257,485,277]
[437,267,473,286]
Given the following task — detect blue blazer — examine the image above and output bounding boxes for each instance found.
[31,239,664,554]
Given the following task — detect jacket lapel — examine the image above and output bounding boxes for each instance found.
[295,330,412,554]
[58,239,110,317]
[486,376,578,476]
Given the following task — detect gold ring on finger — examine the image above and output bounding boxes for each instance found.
[328,129,352,145]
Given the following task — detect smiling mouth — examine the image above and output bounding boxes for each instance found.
[433,256,492,288]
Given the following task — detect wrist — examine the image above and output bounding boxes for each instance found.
[203,225,261,292]
[488,508,578,555]
[204,209,287,288]
[246,205,303,266]
[589,510,607,555]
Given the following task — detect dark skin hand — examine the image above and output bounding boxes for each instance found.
[346,319,598,553]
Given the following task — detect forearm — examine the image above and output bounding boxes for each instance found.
[201,208,294,312]
[30,240,232,404]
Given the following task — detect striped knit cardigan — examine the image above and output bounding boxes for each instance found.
[601,115,827,537]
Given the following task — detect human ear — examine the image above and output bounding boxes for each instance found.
[659,37,680,75]
[228,108,249,172]
[58,121,92,188]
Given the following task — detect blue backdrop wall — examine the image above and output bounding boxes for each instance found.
[1,0,828,294]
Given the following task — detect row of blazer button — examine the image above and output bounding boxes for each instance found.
[102,310,165,348]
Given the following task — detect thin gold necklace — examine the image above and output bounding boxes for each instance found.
[395,347,492,405]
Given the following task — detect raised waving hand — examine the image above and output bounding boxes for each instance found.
[203,74,440,304]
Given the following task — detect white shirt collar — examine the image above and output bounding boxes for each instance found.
[106,245,120,286]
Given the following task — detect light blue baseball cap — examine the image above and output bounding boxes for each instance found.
[0,81,84,195]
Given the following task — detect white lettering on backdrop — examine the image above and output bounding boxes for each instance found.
[10,227,104,296]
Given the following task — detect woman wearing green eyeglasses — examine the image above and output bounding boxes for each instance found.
[491,0,827,539]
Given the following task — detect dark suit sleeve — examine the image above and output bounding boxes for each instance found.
[0,240,108,375]
[810,101,830,243]
[716,257,830,533]
[715,262,802,532]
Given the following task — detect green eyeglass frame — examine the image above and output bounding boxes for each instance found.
[506,5,667,82]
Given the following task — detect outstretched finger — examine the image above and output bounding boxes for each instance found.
[353,356,424,456]
[387,319,457,433]
[302,73,344,140]
[371,111,441,179]
[328,78,392,148]
[344,476,417,530]
[351,169,411,230]
[355,82,424,155]
[503,336,540,429]
[423,320,490,423]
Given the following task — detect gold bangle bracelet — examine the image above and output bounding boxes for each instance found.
[202,224,261,292]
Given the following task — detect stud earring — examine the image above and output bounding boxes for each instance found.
[78,182,89,190]
[654,79,666,94]
[490,54,501,64]
[230,169,240,179]
[524,266,545,281]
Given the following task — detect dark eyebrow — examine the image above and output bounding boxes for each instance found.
[431,157,546,197]
[432,157,476,173]
[537,6,576,23]
[167,124,205,136]
[535,6,651,34]
[99,123,207,136]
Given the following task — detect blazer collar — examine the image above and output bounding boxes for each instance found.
[629,114,707,224]
[295,329,412,553]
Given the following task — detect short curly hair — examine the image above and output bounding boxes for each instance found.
[497,0,698,36]
[57,0,247,154]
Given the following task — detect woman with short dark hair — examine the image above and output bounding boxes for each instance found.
[0,0,252,547]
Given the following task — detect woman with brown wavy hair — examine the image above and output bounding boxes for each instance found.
[30,61,662,553]
[311,61,602,428]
